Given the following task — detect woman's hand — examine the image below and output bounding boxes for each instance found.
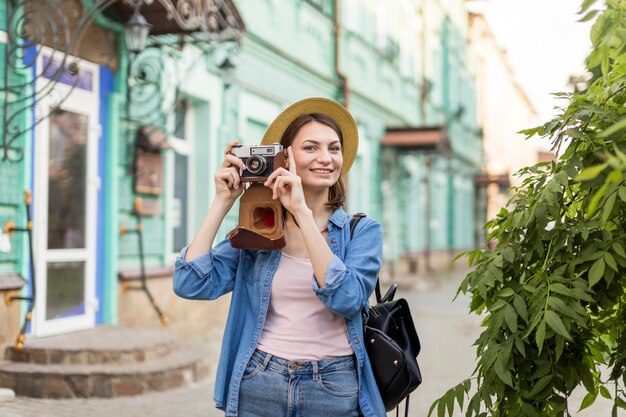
[214,141,246,204]
[263,147,307,215]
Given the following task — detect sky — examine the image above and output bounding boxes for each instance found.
[479,0,594,122]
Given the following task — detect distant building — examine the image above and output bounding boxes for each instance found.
[469,11,550,243]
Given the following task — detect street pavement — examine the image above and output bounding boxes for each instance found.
[0,268,616,417]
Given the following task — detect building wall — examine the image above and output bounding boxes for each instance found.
[469,12,539,225]
[373,0,482,274]
[0,0,491,347]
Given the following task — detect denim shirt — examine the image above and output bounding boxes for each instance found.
[173,207,386,417]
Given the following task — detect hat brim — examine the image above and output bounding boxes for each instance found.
[261,97,358,175]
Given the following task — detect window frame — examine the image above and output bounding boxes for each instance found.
[165,101,195,263]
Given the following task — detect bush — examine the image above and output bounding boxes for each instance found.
[430,1,626,416]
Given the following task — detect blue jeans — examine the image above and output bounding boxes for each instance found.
[236,349,360,417]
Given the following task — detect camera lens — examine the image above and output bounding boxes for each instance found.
[246,155,267,175]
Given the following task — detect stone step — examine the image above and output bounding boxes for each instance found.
[0,327,211,399]
[5,326,176,365]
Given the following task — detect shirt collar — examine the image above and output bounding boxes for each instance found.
[328,206,350,228]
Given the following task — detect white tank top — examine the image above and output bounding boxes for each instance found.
[257,252,353,360]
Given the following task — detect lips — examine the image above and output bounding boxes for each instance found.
[310,168,333,174]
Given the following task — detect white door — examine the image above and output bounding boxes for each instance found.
[32,53,100,336]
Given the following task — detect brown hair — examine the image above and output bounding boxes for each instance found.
[280,113,347,210]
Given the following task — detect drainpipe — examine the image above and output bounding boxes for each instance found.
[419,1,427,123]
[333,0,350,107]
[424,152,433,273]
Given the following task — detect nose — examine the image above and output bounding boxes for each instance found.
[316,148,332,164]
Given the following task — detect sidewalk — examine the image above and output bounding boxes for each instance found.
[0,268,615,417]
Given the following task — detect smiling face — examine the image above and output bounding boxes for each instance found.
[279,113,347,208]
[290,121,343,190]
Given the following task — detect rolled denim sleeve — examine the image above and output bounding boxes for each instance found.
[313,219,382,318]
[173,238,241,300]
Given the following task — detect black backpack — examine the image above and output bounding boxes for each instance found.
[349,214,423,416]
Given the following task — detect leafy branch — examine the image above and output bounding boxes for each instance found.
[430,1,626,416]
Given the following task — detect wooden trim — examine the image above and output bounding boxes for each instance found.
[118,266,174,281]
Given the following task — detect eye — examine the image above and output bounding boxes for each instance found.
[304,145,317,151]
[330,146,341,152]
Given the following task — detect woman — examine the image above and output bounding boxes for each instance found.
[173,98,385,417]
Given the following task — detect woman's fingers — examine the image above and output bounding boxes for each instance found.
[287,146,297,174]
[221,141,244,168]
[226,167,241,189]
[263,167,291,187]
[273,176,288,199]
[272,174,300,200]
[215,169,237,190]
[272,176,283,199]
[224,140,239,153]
[223,154,246,170]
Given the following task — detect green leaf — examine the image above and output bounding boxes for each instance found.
[522,403,540,417]
[548,296,570,316]
[545,310,572,340]
[444,390,455,416]
[428,399,439,417]
[579,9,600,22]
[577,162,608,180]
[555,335,565,361]
[600,385,612,399]
[618,186,626,203]
[497,288,515,298]
[550,283,573,296]
[599,117,626,138]
[503,247,515,263]
[579,0,598,13]
[588,181,609,218]
[513,295,528,322]
[605,252,618,271]
[589,257,605,287]
[529,375,553,397]
[536,320,546,351]
[494,356,514,387]
[514,337,526,357]
[490,299,508,312]
[602,53,610,78]
[602,193,617,223]
[504,304,518,333]
[437,396,446,417]
[579,391,599,411]
[572,287,595,302]
[454,384,465,410]
[613,242,626,258]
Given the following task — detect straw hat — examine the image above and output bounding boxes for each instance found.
[261,97,359,175]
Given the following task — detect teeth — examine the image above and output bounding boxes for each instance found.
[312,169,332,173]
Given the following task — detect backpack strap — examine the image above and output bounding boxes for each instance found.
[349,213,367,239]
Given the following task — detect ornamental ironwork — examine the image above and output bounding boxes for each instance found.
[1,0,245,162]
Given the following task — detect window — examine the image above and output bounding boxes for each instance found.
[169,101,193,255]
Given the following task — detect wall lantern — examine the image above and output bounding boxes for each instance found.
[218,56,236,87]
[124,10,153,54]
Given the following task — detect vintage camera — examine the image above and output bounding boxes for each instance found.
[230,144,287,182]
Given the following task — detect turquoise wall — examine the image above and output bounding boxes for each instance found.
[0,0,484,325]
[0,37,30,278]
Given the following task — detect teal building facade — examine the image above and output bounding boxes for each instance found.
[0,0,481,347]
